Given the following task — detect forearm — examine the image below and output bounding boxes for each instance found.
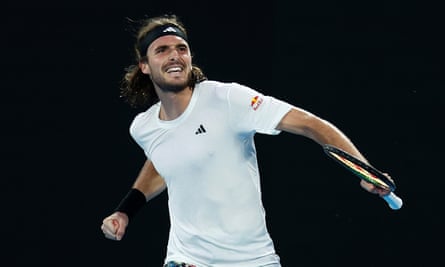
[114,159,166,220]
[306,118,368,163]
[132,159,166,201]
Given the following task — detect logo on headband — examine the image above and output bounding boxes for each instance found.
[137,24,188,56]
[163,27,177,33]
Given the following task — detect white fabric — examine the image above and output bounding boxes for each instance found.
[130,80,292,267]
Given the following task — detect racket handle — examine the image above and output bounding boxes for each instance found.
[381,192,403,210]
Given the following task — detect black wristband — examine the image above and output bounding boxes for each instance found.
[114,188,146,220]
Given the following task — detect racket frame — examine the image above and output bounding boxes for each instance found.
[323,145,396,192]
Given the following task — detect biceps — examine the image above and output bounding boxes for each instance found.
[277,107,350,146]
[276,107,319,136]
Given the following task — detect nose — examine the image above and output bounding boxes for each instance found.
[168,49,179,61]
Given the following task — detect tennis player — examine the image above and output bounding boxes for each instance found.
[100,14,390,267]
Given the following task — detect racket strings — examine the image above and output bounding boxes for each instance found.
[328,152,392,190]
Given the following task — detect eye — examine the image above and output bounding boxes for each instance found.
[178,45,188,52]
[155,47,166,54]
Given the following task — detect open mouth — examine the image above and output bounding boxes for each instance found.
[166,66,183,73]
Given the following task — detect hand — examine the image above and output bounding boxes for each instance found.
[101,211,129,241]
[359,173,393,197]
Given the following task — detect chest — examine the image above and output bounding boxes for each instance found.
[149,108,243,180]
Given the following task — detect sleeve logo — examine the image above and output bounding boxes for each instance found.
[250,95,264,110]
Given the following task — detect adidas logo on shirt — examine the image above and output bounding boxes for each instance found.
[195,124,207,135]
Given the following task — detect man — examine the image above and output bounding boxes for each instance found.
[101,14,389,267]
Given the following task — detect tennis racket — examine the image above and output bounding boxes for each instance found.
[323,144,403,210]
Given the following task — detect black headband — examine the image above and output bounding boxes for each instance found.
[137,24,188,56]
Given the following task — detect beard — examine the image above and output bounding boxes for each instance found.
[154,80,188,93]
[151,70,192,93]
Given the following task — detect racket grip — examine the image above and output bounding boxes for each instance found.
[381,192,403,210]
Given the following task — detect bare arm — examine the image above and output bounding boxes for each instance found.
[276,107,389,195]
[133,159,167,201]
[276,107,367,161]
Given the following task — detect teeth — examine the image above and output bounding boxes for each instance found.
[167,67,182,73]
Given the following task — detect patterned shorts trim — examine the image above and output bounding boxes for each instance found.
[163,261,197,267]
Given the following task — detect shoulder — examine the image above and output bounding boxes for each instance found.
[196,80,251,99]
[198,80,246,89]
[134,102,160,121]
[129,103,160,135]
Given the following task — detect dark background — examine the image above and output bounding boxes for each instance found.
[4,0,443,266]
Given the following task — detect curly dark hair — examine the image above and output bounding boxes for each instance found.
[120,14,207,109]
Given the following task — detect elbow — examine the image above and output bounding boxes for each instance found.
[302,117,335,145]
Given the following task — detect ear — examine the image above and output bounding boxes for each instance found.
[139,60,151,75]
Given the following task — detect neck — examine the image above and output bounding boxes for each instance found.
[157,86,193,121]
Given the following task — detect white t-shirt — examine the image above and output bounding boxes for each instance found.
[130,80,293,267]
